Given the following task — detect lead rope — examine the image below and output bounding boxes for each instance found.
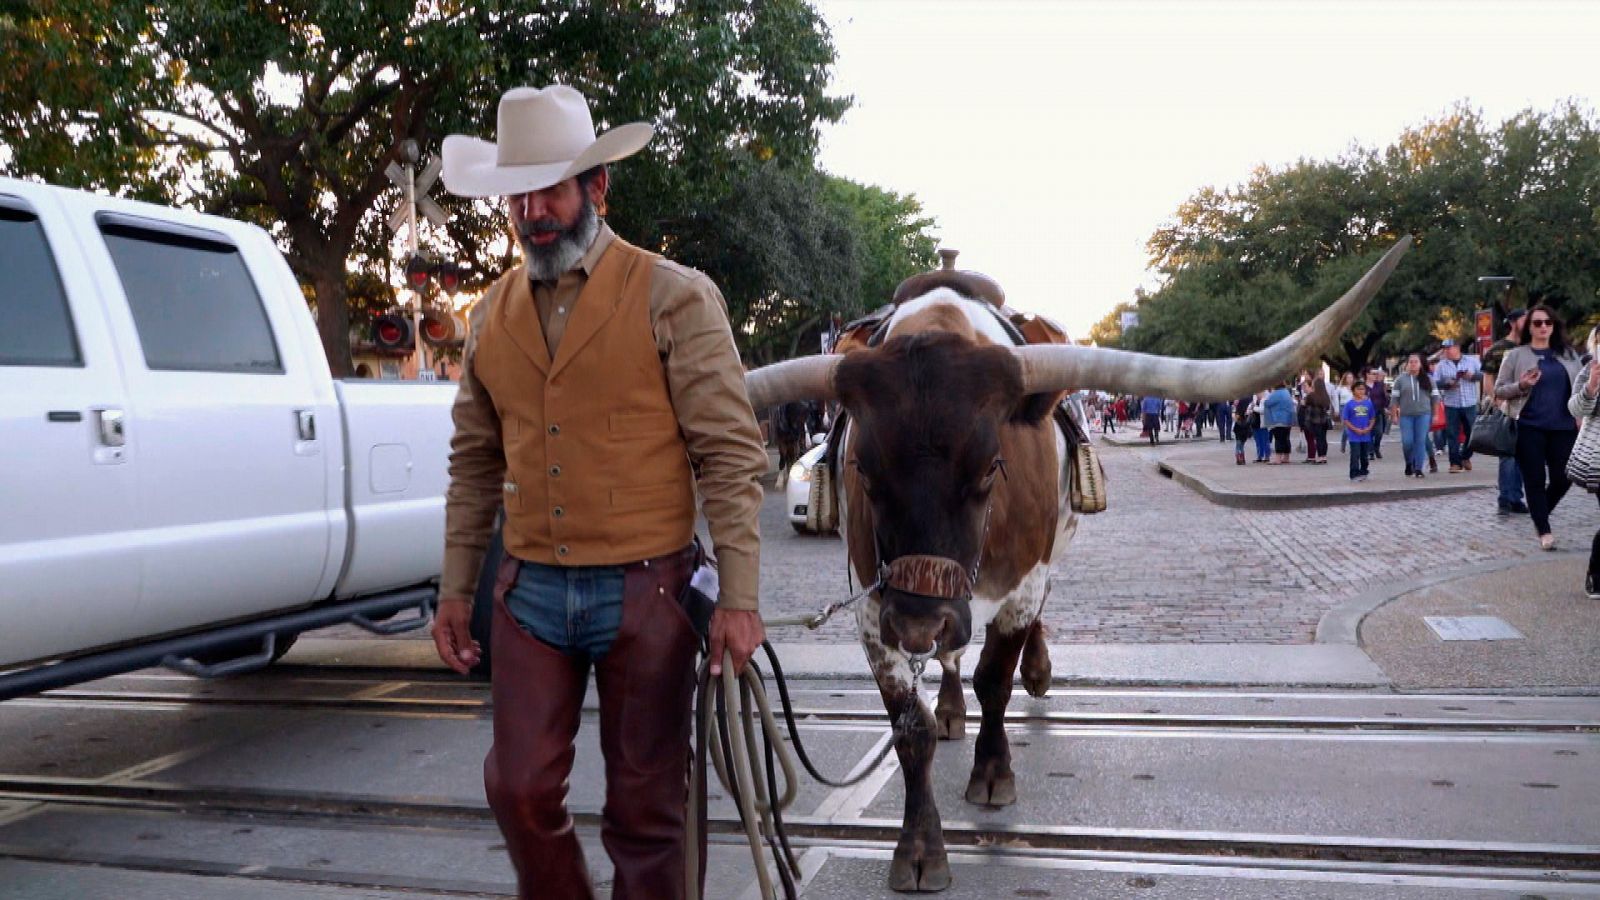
[688,634,913,899]
[690,482,1000,897]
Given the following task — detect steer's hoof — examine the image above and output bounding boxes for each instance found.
[964,769,1017,807]
[1020,635,1052,698]
[933,705,966,741]
[888,841,952,892]
[1020,661,1051,698]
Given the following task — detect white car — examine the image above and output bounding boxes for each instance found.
[785,442,835,534]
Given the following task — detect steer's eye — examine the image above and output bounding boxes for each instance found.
[849,458,874,496]
[981,457,1007,489]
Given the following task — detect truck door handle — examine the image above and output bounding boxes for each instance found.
[296,410,316,442]
[95,409,126,447]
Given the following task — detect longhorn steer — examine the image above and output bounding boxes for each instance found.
[746,238,1411,892]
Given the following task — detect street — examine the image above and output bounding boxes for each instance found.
[2,440,1597,898]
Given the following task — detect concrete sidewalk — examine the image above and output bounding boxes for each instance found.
[277,432,1596,695]
[1098,431,1494,509]
[1356,553,1600,692]
[282,548,1599,692]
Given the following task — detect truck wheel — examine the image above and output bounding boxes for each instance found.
[467,521,504,682]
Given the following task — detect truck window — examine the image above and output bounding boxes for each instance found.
[99,220,283,374]
[0,204,82,367]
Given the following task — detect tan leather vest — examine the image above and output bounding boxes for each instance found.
[471,238,695,566]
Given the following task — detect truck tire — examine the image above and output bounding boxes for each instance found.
[466,519,504,682]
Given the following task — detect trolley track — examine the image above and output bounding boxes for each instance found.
[19,686,1600,734]
[1,775,1597,879]
[5,674,1598,896]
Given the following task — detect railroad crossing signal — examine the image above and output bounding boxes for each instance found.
[382,143,450,380]
[386,156,446,239]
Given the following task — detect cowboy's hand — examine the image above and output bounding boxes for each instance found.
[709,608,765,677]
[431,596,480,675]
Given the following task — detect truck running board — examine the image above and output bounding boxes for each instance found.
[0,587,437,701]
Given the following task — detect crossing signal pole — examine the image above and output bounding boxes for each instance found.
[386,139,449,379]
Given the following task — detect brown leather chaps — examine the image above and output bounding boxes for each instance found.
[484,543,700,900]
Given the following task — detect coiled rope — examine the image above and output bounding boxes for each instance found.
[686,641,907,899]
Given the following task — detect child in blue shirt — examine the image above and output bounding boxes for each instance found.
[1342,382,1376,481]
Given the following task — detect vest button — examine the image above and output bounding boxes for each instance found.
[548,424,560,436]
[556,545,570,557]
[549,465,561,477]
[552,506,565,518]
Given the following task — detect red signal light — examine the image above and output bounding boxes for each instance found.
[437,262,461,295]
[404,253,431,291]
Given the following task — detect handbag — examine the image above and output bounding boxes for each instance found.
[1565,414,1600,492]
[1429,399,1446,432]
[1468,407,1517,458]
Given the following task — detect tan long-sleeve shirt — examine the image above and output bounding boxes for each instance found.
[443,223,767,610]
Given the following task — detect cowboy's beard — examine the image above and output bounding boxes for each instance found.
[518,195,600,283]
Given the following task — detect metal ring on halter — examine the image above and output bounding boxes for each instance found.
[906,641,937,682]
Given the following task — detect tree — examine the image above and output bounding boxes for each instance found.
[665,162,942,363]
[821,176,940,307]
[1120,102,1600,373]
[0,0,849,374]
[1087,298,1138,347]
[668,156,859,364]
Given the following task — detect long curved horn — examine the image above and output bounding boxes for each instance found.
[1014,236,1411,401]
[745,355,841,409]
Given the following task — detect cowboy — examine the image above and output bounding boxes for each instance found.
[431,85,769,899]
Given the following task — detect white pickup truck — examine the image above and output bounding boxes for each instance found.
[0,177,465,694]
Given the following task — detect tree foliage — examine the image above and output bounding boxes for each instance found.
[0,0,860,374]
[1121,103,1600,373]
[664,163,940,364]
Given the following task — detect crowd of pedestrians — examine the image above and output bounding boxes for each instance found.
[1084,306,1600,600]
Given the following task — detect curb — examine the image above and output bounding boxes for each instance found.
[1314,551,1579,645]
[1153,457,1490,511]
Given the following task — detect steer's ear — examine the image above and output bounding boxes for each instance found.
[1011,391,1060,425]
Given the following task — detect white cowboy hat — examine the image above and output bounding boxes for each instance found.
[441,85,654,198]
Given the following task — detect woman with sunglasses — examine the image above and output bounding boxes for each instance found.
[1494,304,1583,550]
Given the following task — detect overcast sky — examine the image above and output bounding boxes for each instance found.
[813,0,1600,337]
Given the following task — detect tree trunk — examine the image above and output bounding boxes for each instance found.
[1340,330,1384,375]
[314,268,354,378]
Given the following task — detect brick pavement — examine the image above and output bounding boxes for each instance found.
[755,442,1600,646]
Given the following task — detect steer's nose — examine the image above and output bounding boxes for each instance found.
[881,601,968,657]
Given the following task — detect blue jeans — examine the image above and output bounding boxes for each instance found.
[1399,413,1431,474]
[1499,454,1524,505]
[1445,405,1477,465]
[503,559,627,660]
[1253,427,1271,459]
[1349,441,1371,478]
